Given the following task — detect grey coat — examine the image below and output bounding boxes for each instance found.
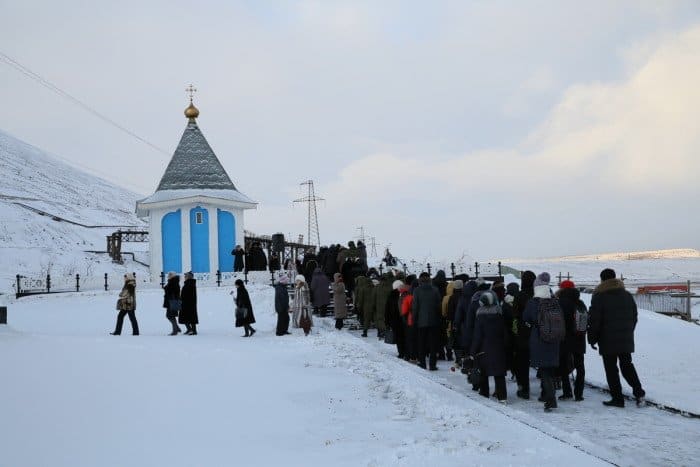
[310,268,331,307]
[332,281,348,318]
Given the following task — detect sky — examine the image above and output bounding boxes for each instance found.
[1,0,700,263]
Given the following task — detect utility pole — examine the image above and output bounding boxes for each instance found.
[293,180,324,247]
[369,236,378,257]
[356,226,366,244]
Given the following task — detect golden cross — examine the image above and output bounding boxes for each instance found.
[185,84,197,103]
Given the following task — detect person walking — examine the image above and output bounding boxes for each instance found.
[179,271,199,335]
[470,290,509,402]
[556,280,587,401]
[385,280,407,359]
[234,279,256,337]
[512,270,536,399]
[292,275,311,329]
[163,272,182,336]
[412,272,442,370]
[310,267,331,317]
[523,272,563,412]
[400,277,418,361]
[588,268,646,407]
[232,245,245,272]
[331,273,347,330]
[110,273,139,335]
[275,275,291,336]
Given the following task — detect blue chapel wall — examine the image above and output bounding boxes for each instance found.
[161,210,182,273]
[190,206,210,273]
[217,210,236,272]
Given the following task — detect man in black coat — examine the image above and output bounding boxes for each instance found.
[411,272,442,370]
[512,270,536,399]
[274,276,291,336]
[588,268,645,407]
[557,280,586,401]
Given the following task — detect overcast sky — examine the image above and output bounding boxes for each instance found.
[2,1,700,262]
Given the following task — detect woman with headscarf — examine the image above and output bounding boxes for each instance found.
[163,271,182,335]
[110,273,139,335]
[234,279,256,337]
[275,275,291,336]
[179,271,199,335]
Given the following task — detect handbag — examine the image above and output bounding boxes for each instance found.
[384,328,396,345]
[116,298,123,311]
[235,307,248,321]
[169,298,182,312]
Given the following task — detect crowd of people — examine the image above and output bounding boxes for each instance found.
[110,239,646,412]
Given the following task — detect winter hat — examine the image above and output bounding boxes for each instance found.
[184,271,194,279]
[559,280,576,289]
[600,268,616,281]
[479,291,497,307]
[452,279,464,290]
[167,271,177,280]
[392,280,405,290]
[278,274,289,285]
[124,272,135,282]
[334,273,343,282]
[295,275,306,283]
[506,282,520,296]
[534,272,551,287]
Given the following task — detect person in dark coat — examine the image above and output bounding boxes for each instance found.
[502,282,520,376]
[588,268,645,407]
[269,252,281,272]
[556,280,586,401]
[310,267,331,317]
[111,273,139,335]
[325,245,339,279]
[432,270,448,298]
[357,241,368,272]
[523,272,560,411]
[513,270,536,399]
[275,275,291,336]
[163,272,182,335]
[470,291,509,402]
[179,271,199,335]
[247,242,268,271]
[234,279,256,337]
[385,280,407,359]
[232,245,245,272]
[453,280,478,363]
[411,272,442,370]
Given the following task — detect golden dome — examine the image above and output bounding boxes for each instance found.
[184,103,200,119]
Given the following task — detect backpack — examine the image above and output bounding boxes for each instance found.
[574,302,588,334]
[537,298,565,343]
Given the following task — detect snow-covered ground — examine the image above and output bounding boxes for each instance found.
[1,281,698,466]
[0,129,148,292]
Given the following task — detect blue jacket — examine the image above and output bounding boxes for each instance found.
[523,285,560,368]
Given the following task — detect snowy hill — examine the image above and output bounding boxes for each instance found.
[0,129,148,293]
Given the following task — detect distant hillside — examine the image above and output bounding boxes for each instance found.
[0,129,148,292]
[501,248,700,263]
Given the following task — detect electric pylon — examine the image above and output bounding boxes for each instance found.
[293,180,324,247]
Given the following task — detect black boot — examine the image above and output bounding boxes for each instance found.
[361,330,368,337]
[603,398,625,408]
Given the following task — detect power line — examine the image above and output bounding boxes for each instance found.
[0,50,169,157]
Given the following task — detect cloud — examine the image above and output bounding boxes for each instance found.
[295,24,700,257]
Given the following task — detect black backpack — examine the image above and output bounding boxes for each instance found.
[537,298,565,343]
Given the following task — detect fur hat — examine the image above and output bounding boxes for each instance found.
[295,275,306,283]
[124,272,135,282]
[534,272,551,287]
[452,279,464,290]
[600,268,616,281]
[392,280,405,290]
[559,280,576,289]
[167,271,177,280]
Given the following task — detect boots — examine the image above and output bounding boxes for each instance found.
[603,398,625,408]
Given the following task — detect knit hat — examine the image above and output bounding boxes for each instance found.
[506,282,520,296]
[452,279,464,290]
[278,274,289,285]
[392,280,405,290]
[534,272,551,287]
[479,290,497,306]
[559,280,576,289]
[295,275,306,283]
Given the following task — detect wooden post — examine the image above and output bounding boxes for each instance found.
[216,270,222,287]
[76,273,80,292]
[46,274,51,293]
[104,273,109,291]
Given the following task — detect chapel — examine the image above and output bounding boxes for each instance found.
[136,93,257,281]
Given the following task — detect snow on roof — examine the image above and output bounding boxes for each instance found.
[137,188,257,206]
